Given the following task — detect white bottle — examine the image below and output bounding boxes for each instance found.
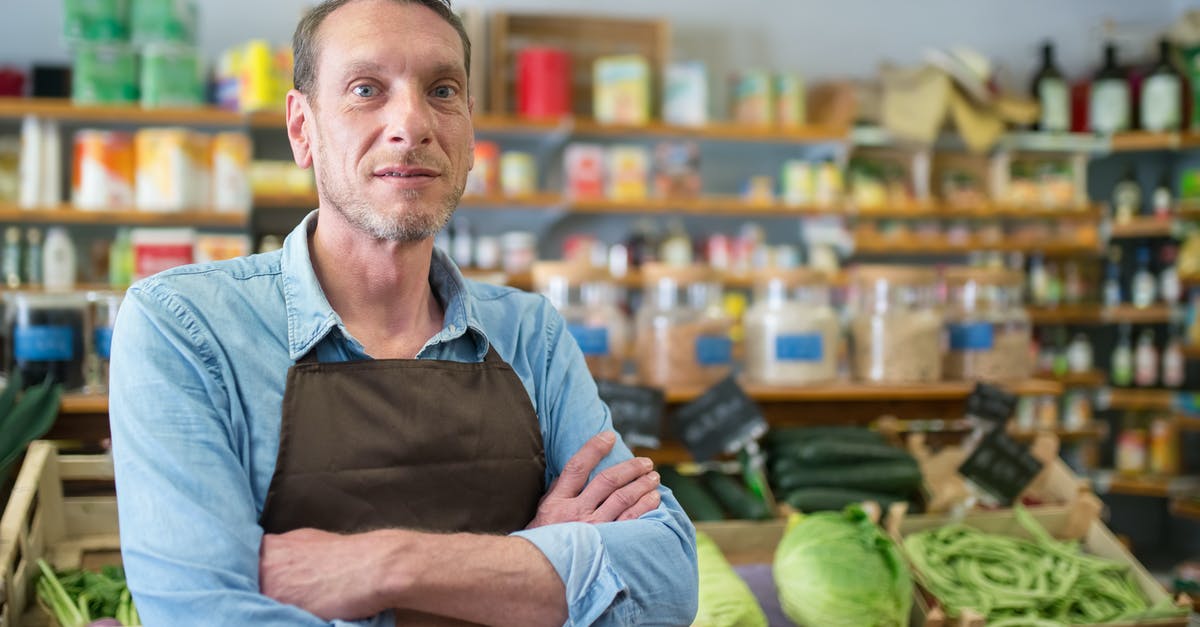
[18,115,42,209]
[42,227,76,291]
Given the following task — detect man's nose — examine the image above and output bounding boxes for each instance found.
[385,88,434,146]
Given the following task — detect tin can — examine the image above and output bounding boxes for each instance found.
[607,146,649,201]
[72,130,135,210]
[465,141,499,197]
[500,151,537,197]
[212,132,251,213]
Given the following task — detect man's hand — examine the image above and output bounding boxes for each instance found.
[526,431,661,529]
[260,528,392,621]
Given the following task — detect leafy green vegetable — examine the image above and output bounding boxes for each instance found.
[693,532,766,627]
[773,506,912,626]
[36,559,141,626]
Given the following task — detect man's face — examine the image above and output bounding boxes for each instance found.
[293,0,473,242]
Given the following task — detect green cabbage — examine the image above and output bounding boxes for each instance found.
[773,506,912,626]
[693,532,767,627]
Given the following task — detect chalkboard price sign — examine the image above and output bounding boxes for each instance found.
[966,382,1018,425]
[958,428,1043,505]
[670,376,768,461]
[596,380,665,449]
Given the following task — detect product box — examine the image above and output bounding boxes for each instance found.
[774,73,805,128]
[63,0,130,43]
[72,42,138,105]
[653,141,701,199]
[663,62,709,127]
[131,227,195,279]
[563,143,607,199]
[607,146,650,201]
[593,55,651,126]
[135,128,209,212]
[140,42,204,108]
[212,132,252,214]
[730,71,773,126]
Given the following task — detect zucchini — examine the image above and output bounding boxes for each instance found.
[658,467,725,522]
[783,487,906,513]
[774,438,912,467]
[763,426,885,450]
[702,472,772,520]
[772,458,922,495]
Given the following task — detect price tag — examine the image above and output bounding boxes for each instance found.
[596,380,664,449]
[671,376,768,461]
[965,382,1018,425]
[958,428,1044,505]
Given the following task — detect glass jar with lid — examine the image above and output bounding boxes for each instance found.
[86,290,124,393]
[532,261,629,381]
[744,268,839,385]
[4,291,89,392]
[849,265,943,383]
[635,263,733,388]
[943,267,1033,381]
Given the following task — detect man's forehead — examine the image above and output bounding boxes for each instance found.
[316,1,464,63]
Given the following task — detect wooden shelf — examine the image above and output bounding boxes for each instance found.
[1103,388,1175,412]
[632,442,694,466]
[0,97,246,126]
[664,379,1061,404]
[1183,345,1200,360]
[1170,498,1200,520]
[252,193,318,209]
[1175,415,1200,432]
[1100,473,1200,498]
[0,204,248,227]
[854,236,1098,256]
[1109,132,1181,152]
[59,394,109,415]
[1179,273,1200,288]
[1030,304,1174,325]
[1038,369,1107,387]
[573,118,848,143]
[852,203,1101,220]
[1101,304,1175,324]
[1109,217,1176,239]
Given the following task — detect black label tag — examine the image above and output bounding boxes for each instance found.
[671,376,768,461]
[596,380,664,449]
[966,382,1018,425]
[958,428,1044,505]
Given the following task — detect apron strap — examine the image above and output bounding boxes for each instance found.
[297,339,501,365]
[297,348,320,365]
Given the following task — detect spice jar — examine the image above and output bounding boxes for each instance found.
[5,291,89,391]
[942,268,1033,382]
[743,268,839,385]
[86,290,123,393]
[532,261,629,381]
[849,265,942,383]
[636,263,734,388]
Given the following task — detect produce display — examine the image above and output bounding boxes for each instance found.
[659,467,772,522]
[765,427,922,513]
[902,506,1188,625]
[773,506,913,626]
[36,559,141,626]
[0,370,64,471]
[693,532,767,627]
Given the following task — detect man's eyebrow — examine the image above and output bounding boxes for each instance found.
[339,61,388,81]
[430,61,467,82]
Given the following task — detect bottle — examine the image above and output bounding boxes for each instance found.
[2,226,20,288]
[1029,252,1049,306]
[1112,168,1141,223]
[1152,173,1173,219]
[1116,412,1147,474]
[109,228,134,288]
[1090,42,1131,134]
[1044,260,1063,307]
[1131,246,1156,309]
[1063,260,1085,305]
[1140,39,1184,132]
[1067,332,1094,373]
[41,226,76,291]
[1052,326,1069,377]
[1102,251,1122,308]
[1111,323,1134,387]
[1160,244,1180,305]
[1033,41,1070,132]
[1162,323,1186,388]
[1135,328,1158,387]
[23,227,42,287]
[450,217,473,268]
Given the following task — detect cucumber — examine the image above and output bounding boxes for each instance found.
[658,467,725,522]
[783,487,906,513]
[772,458,923,495]
[775,438,913,467]
[763,426,885,450]
[702,472,772,520]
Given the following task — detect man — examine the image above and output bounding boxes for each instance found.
[107,0,698,624]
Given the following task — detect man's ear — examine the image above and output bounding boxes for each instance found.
[285,89,313,169]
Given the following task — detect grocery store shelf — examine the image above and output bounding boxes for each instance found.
[1183,345,1200,360]
[1176,415,1200,432]
[853,236,1097,256]
[1100,304,1175,324]
[252,193,318,209]
[0,97,246,126]
[0,204,248,227]
[1029,304,1174,326]
[573,118,848,143]
[1170,498,1200,520]
[59,394,109,415]
[1109,131,1181,152]
[1095,472,1200,498]
[1038,369,1107,387]
[1103,388,1176,412]
[1180,273,1200,288]
[633,442,694,465]
[1109,217,1176,239]
[851,203,1101,220]
[664,379,1062,404]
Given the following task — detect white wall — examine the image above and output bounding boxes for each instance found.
[1,0,1196,94]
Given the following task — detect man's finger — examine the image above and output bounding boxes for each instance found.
[617,488,662,522]
[550,431,617,497]
[591,471,660,522]
[576,456,654,511]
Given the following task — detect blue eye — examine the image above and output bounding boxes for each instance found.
[432,85,457,99]
[352,84,377,97]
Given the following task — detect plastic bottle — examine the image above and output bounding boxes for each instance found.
[1162,324,1185,389]
[24,227,42,286]
[1111,324,1133,387]
[42,227,77,291]
[1134,329,1158,388]
[1131,247,1156,309]
[2,226,21,288]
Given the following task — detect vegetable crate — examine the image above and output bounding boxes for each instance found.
[0,442,119,627]
[887,498,1192,627]
[487,12,670,116]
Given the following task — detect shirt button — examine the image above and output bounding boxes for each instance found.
[447,325,457,334]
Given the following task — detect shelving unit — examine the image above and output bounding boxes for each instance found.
[1027,304,1174,325]
[1097,472,1200,498]
[1169,498,1200,520]
[1040,369,1107,387]
[1109,132,1182,152]
[1109,217,1176,239]
[0,97,246,126]
[854,237,1098,256]
[0,204,248,227]
[1176,416,1200,432]
[663,379,1062,404]
[1104,388,1176,412]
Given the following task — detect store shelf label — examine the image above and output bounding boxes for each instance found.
[959,428,1043,505]
[948,323,995,351]
[694,335,733,366]
[775,334,823,361]
[567,324,610,357]
[671,376,767,462]
[965,383,1018,424]
[15,325,75,361]
[596,380,664,449]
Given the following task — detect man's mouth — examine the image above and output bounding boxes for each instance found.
[373,167,438,178]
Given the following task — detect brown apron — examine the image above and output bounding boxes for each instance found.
[259,344,547,623]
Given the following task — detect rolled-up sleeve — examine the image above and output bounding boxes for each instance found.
[515,305,698,626]
[109,282,392,627]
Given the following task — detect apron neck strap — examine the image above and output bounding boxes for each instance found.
[296,339,502,365]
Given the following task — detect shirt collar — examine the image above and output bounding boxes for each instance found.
[280,210,490,361]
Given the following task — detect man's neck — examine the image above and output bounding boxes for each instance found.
[309,208,445,359]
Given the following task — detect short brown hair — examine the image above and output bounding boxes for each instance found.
[292,0,472,95]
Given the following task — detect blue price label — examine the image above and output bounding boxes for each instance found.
[695,335,732,366]
[15,325,75,361]
[567,324,610,357]
[775,334,823,362]
[949,323,995,351]
[94,327,115,360]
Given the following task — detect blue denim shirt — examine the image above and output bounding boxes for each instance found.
[108,211,698,627]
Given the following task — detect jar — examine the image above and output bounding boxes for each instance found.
[743,268,839,385]
[501,231,536,274]
[635,263,734,388]
[942,268,1033,382]
[849,265,942,383]
[86,291,123,393]
[5,292,89,392]
[532,261,629,381]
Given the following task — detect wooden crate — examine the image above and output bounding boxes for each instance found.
[885,498,1192,627]
[488,12,670,117]
[0,442,119,627]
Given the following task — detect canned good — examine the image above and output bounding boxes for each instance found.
[212,132,251,213]
[465,141,499,196]
[72,130,135,210]
[135,128,205,212]
[500,151,537,197]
